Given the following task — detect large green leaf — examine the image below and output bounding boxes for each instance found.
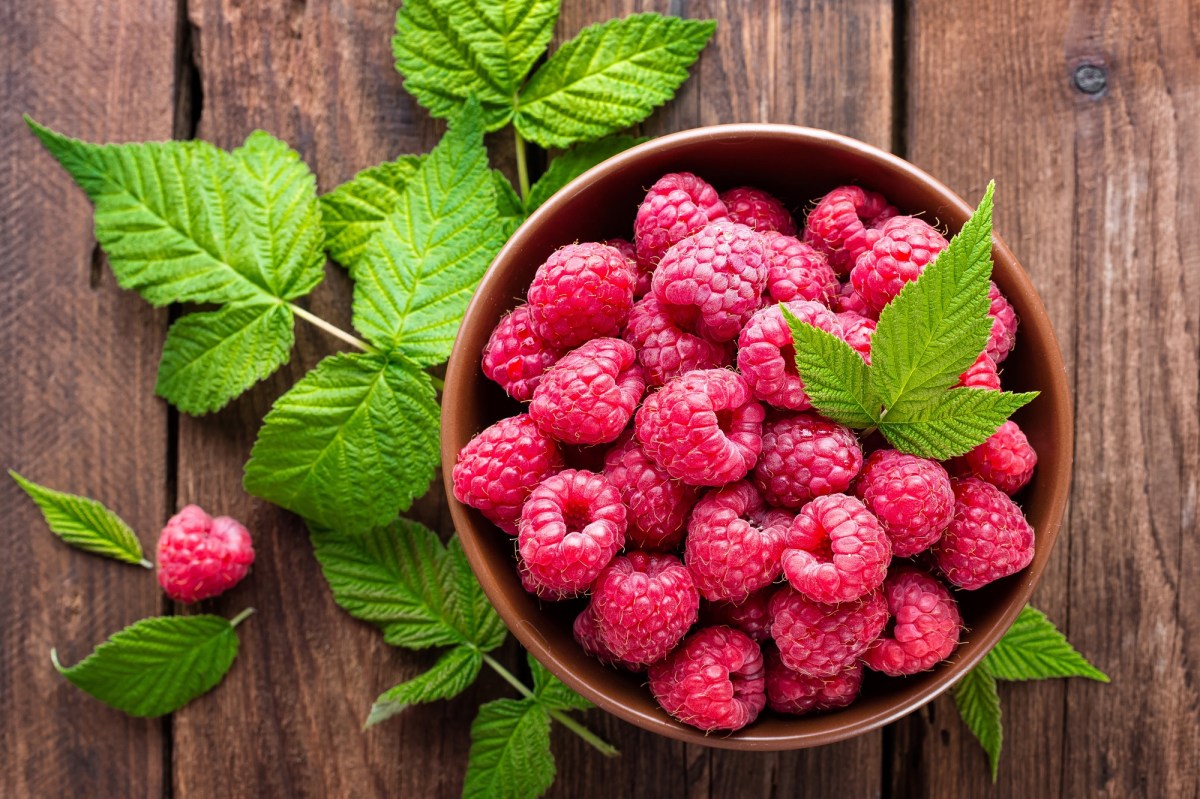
[528,652,591,712]
[783,304,880,428]
[366,644,483,726]
[954,666,1003,781]
[463,698,555,799]
[321,155,426,270]
[878,387,1037,460]
[984,606,1109,682]
[10,472,148,567]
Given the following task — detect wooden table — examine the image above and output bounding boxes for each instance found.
[3,1,1197,796]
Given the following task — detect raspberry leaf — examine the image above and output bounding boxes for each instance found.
[953,665,1003,782]
[321,155,425,270]
[514,14,717,148]
[493,171,527,237]
[448,536,509,653]
[878,387,1038,460]
[782,305,881,428]
[9,472,149,567]
[366,644,484,727]
[528,652,592,712]
[464,698,555,799]
[526,135,648,211]
[984,606,1109,683]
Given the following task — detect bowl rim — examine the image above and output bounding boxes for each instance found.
[443,123,1074,750]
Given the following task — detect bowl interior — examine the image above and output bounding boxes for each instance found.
[443,125,1073,750]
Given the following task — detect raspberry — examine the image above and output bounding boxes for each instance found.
[648,626,766,732]
[762,231,839,305]
[652,222,769,342]
[958,351,1001,390]
[737,300,843,410]
[836,312,876,363]
[850,215,948,313]
[573,606,642,670]
[591,550,701,666]
[702,588,773,642]
[481,305,564,401]
[684,481,788,603]
[530,338,645,445]
[452,414,565,534]
[987,281,1019,363]
[623,294,731,387]
[781,494,891,603]
[855,449,954,557]
[156,505,255,604]
[963,420,1037,494]
[831,280,877,319]
[764,650,862,715]
[719,186,797,235]
[635,369,765,486]
[518,555,575,601]
[933,477,1035,590]
[769,586,888,678]
[803,185,898,275]
[602,431,700,550]
[603,237,648,297]
[527,242,636,348]
[863,567,962,676]
[753,412,862,508]
[634,172,729,267]
[517,469,626,593]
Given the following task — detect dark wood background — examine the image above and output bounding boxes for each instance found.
[3,0,1197,796]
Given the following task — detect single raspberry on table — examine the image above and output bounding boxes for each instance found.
[781,493,891,604]
[652,222,769,342]
[622,294,731,388]
[573,607,642,670]
[849,215,949,313]
[958,351,1001,390]
[862,567,962,676]
[719,186,798,235]
[987,281,1019,363]
[635,369,765,486]
[963,420,1037,494]
[517,469,626,594]
[603,237,649,297]
[855,449,954,557]
[836,311,877,363]
[157,505,255,604]
[648,626,766,732]
[764,650,863,715]
[831,280,877,319]
[753,412,862,509]
[634,172,729,268]
[684,481,789,603]
[529,337,645,445]
[737,299,843,411]
[518,555,576,602]
[591,550,701,666]
[702,588,774,642]
[803,185,898,275]
[769,585,889,678]
[452,414,564,534]
[527,242,636,348]
[481,304,563,402]
[933,477,1035,590]
[762,231,839,305]
[602,431,700,550]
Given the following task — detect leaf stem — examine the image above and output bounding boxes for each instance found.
[429,375,445,392]
[513,126,530,201]
[139,558,154,569]
[483,653,535,699]
[228,608,256,628]
[288,303,377,353]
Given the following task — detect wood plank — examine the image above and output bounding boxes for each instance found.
[0,0,177,796]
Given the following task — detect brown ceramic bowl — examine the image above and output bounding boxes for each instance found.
[442,125,1072,750]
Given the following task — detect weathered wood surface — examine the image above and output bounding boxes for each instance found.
[2,0,1197,797]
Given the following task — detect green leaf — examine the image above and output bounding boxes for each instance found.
[515,14,716,148]
[393,0,560,130]
[463,698,555,799]
[366,644,483,727]
[984,606,1109,683]
[243,353,439,534]
[155,301,294,415]
[492,170,526,237]
[879,387,1038,460]
[526,135,647,211]
[954,666,1003,782]
[354,99,506,363]
[782,304,881,428]
[528,652,591,711]
[447,537,509,653]
[10,472,149,567]
[52,613,248,717]
[321,155,425,270]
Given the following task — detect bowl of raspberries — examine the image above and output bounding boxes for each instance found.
[442,125,1071,748]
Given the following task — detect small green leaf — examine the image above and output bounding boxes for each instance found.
[515,14,716,148]
[463,698,555,799]
[954,666,1003,782]
[52,613,248,717]
[447,537,508,654]
[528,652,591,712]
[492,171,526,237]
[782,304,880,428]
[321,155,425,270]
[526,135,647,211]
[366,644,483,727]
[984,606,1109,683]
[10,472,148,567]
[879,387,1038,459]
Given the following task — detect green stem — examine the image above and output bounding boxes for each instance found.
[289,303,377,353]
[513,126,530,201]
[483,653,536,699]
[429,375,445,392]
[228,607,256,628]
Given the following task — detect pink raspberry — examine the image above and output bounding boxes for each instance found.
[481,304,564,401]
[635,369,764,486]
[753,412,862,508]
[987,281,1019,363]
[622,294,731,387]
[156,505,255,603]
[803,185,898,275]
[933,477,1035,590]
[648,626,766,732]
[855,449,954,557]
[781,494,891,603]
[831,280,877,319]
[963,420,1037,494]
[684,481,788,603]
[517,469,626,594]
[602,431,700,550]
[850,215,948,313]
[518,556,575,601]
[719,186,797,235]
[603,237,648,297]
[762,231,839,304]
[652,222,768,342]
[573,607,642,670]
[836,312,876,363]
[769,586,888,678]
[591,551,700,666]
[527,242,636,348]
[737,300,843,410]
[958,351,1001,390]
[765,650,862,715]
[634,172,729,267]
[863,567,962,676]
[529,338,645,445]
[702,588,773,642]
[452,414,564,534]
